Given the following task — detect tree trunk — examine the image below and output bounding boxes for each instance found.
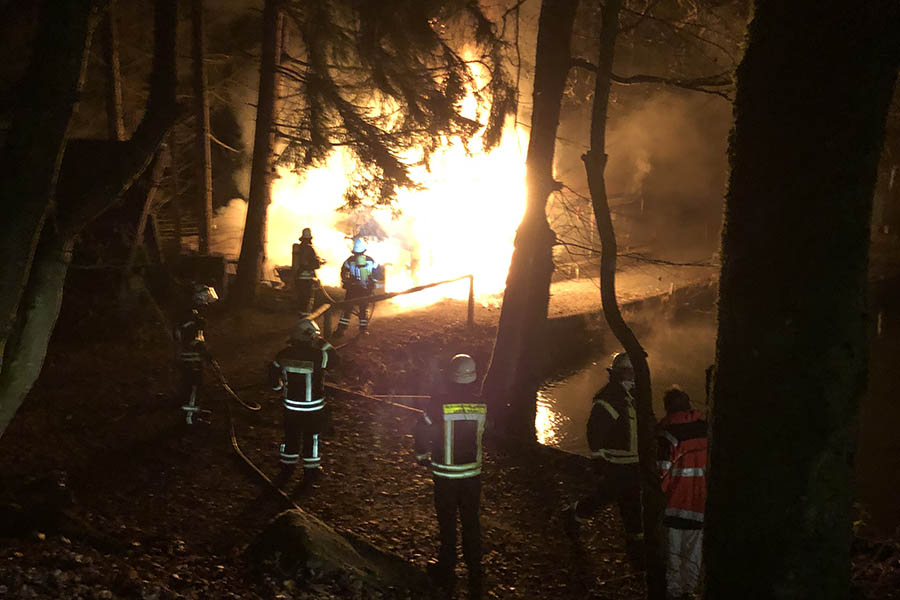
[481,0,579,440]
[232,0,283,306]
[580,1,666,597]
[169,142,183,256]
[0,230,74,437]
[101,0,125,141]
[0,0,99,372]
[191,0,213,254]
[705,2,900,598]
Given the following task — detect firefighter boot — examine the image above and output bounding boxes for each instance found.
[333,324,348,339]
[561,503,581,536]
[426,561,455,594]
[625,533,646,570]
[467,567,484,599]
[298,466,322,493]
[273,463,296,488]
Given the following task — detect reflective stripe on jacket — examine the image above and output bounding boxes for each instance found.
[415,392,486,479]
[657,409,707,525]
[270,339,334,412]
[587,383,639,464]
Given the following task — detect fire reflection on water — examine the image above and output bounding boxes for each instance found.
[535,390,566,447]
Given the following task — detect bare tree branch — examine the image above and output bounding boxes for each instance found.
[571,57,733,99]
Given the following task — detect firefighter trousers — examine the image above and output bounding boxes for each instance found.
[574,461,642,536]
[339,286,370,330]
[295,278,318,316]
[433,476,482,576]
[178,362,203,403]
[281,407,324,469]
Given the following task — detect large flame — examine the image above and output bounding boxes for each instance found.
[265,119,528,309]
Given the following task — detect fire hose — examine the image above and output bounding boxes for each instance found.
[209,358,261,412]
[144,280,419,509]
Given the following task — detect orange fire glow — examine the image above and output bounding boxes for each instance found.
[264,117,528,309]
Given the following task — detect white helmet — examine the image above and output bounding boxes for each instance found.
[448,354,477,384]
[192,284,219,307]
[352,236,366,253]
[609,352,633,373]
[292,319,321,341]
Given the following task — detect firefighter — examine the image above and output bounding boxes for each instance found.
[656,386,707,600]
[268,319,336,481]
[414,354,487,595]
[174,284,218,424]
[336,237,383,337]
[563,351,644,562]
[291,227,324,317]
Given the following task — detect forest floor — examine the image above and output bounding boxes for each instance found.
[0,266,898,600]
[0,283,647,600]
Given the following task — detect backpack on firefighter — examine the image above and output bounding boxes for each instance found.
[336,237,385,336]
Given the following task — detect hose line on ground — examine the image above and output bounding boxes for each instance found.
[209,358,261,412]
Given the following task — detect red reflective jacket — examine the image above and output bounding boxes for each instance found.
[656,409,707,527]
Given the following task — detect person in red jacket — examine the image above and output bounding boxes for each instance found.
[656,386,707,600]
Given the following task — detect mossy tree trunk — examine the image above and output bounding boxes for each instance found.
[705,2,900,598]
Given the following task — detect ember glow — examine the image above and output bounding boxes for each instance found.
[265,121,528,308]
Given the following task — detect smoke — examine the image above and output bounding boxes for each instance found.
[554,89,732,263]
[639,313,717,413]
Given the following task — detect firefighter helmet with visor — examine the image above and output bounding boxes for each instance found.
[449,354,477,384]
[192,284,219,307]
[292,319,321,341]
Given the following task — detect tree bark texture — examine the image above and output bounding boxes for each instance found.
[481,0,579,440]
[0,0,180,440]
[101,0,125,141]
[705,2,900,599]
[191,0,213,254]
[580,0,666,597]
[0,0,100,372]
[232,0,283,306]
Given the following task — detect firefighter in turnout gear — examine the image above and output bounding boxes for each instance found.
[291,228,324,317]
[174,284,218,424]
[564,352,644,562]
[414,354,487,595]
[336,237,383,337]
[657,386,707,600]
[268,319,336,479]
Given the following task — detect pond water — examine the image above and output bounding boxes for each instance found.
[536,308,716,456]
[537,281,900,534]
